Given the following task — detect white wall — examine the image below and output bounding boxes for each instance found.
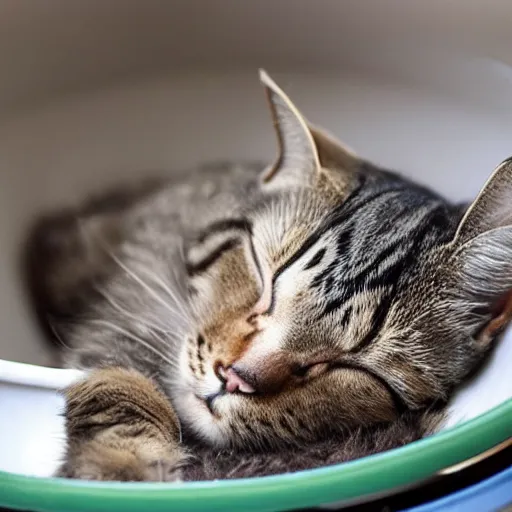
[1,69,512,365]
[3,0,512,113]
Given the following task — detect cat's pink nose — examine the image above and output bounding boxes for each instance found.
[218,366,256,394]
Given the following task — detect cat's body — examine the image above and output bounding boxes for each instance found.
[25,72,512,481]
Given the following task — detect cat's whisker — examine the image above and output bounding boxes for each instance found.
[139,266,192,322]
[146,331,184,373]
[94,284,181,338]
[169,261,194,314]
[78,219,191,324]
[88,319,177,370]
[78,220,188,324]
[46,316,74,353]
[135,243,190,317]
[95,293,187,355]
[104,247,191,323]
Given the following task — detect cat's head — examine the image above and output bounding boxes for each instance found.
[174,71,512,448]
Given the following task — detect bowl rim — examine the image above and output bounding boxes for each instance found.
[0,398,510,512]
[0,359,85,390]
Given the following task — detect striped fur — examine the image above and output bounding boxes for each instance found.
[24,72,512,481]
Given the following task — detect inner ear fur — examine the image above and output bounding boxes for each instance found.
[445,158,512,345]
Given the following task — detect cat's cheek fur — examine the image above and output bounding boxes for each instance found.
[172,390,229,447]
[170,337,229,446]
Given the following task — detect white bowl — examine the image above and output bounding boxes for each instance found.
[0,360,83,477]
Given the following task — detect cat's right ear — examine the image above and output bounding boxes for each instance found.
[446,158,512,347]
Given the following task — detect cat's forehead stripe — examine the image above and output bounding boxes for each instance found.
[197,218,252,244]
[260,176,458,358]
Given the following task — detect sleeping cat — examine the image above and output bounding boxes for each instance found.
[24,71,512,481]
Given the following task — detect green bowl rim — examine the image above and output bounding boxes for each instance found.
[1,399,511,512]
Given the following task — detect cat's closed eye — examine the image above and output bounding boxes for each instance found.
[291,362,329,379]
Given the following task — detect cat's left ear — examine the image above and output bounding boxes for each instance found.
[447,158,512,346]
[259,70,359,188]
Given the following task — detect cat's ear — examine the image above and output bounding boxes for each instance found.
[259,70,359,188]
[259,70,320,185]
[447,158,512,346]
[453,158,512,246]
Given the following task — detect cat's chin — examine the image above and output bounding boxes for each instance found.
[172,390,229,447]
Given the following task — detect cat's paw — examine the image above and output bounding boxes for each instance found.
[57,441,186,482]
[57,367,187,482]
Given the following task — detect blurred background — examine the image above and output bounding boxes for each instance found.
[1,0,512,365]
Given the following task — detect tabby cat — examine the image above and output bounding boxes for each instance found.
[25,71,512,481]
